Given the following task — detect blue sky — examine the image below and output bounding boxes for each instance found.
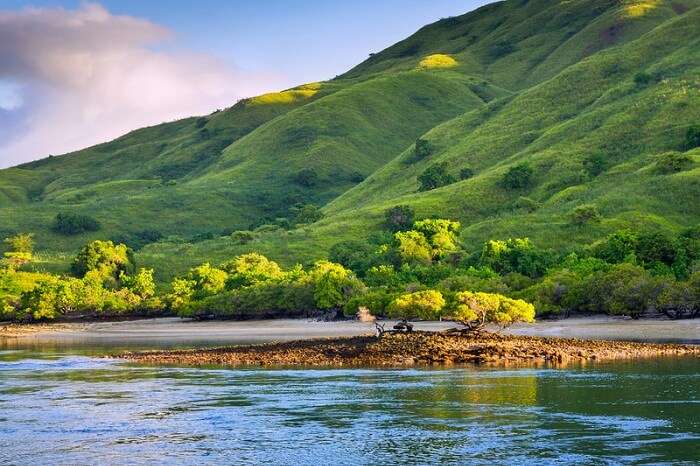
[0,1,489,167]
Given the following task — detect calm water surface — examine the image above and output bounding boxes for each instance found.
[0,340,698,465]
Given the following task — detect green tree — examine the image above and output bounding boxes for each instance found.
[418,162,455,191]
[384,205,415,232]
[460,167,475,180]
[52,213,101,235]
[414,138,433,159]
[222,253,283,289]
[2,233,34,269]
[449,291,535,330]
[387,290,446,320]
[292,204,324,225]
[684,125,700,151]
[501,164,534,190]
[71,240,132,281]
[294,168,319,187]
[394,231,433,264]
[120,268,156,299]
[309,261,364,310]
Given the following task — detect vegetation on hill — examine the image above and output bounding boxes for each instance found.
[0,0,699,305]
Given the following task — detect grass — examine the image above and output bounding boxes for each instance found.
[1,0,699,284]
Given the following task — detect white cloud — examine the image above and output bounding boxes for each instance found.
[0,3,285,168]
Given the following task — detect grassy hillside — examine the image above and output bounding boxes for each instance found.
[2,0,699,283]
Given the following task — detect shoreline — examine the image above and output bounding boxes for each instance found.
[2,316,699,346]
[120,331,700,368]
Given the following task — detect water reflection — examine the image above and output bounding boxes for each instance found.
[0,353,698,464]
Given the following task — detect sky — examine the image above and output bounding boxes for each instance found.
[0,0,489,168]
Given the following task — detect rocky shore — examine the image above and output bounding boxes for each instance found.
[120,331,700,367]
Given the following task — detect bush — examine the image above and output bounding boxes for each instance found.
[53,213,101,235]
[292,204,324,225]
[583,154,607,177]
[684,125,700,151]
[384,205,415,232]
[633,72,653,87]
[656,152,692,173]
[387,290,446,320]
[343,289,397,317]
[294,168,319,187]
[414,138,433,159]
[501,164,534,190]
[570,204,602,225]
[489,42,515,59]
[460,167,475,180]
[230,230,256,245]
[418,162,455,191]
[329,240,378,275]
[479,238,554,278]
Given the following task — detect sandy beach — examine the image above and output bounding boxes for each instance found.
[1,316,699,348]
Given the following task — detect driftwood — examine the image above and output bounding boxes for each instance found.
[375,319,414,337]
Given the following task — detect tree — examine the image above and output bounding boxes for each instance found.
[479,238,553,278]
[584,154,607,177]
[501,164,534,190]
[394,231,433,264]
[292,204,324,225]
[329,240,377,275]
[71,240,132,281]
[460,167,475,180]
[684,125,700,151]
[449,291,535,330]
[294,168,319,187]
[418,162,455,191]
[387,290,446,321]
[414,138,433,159]
[186,263,228,300]
[53,213,101,235]
[570,205,602,225]
[593,230,638,264]
[309,261,364,310]
[384,205,415,232]
[413,219,461,258]
[120,268,156,299]
[221,253,283,289]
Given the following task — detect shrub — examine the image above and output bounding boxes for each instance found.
[583,154,607,177]
[387,290,446,320]
[633,72,653,87]
[656,152,692,173]
[460,167,475,180]
[449,291,535,330]
[418,162,455,191]
[53,213,101,235]
[501,164,534,190]
[294,168,319,187]
[230,230,256,245]
[414,138,433,159]
[489,42,515,59]
[384,205,415,232]
[685,125,700,150]
[570,204,602,225]
[412,219,461,258]
[292,204,324,225]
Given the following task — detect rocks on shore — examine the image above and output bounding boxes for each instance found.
[120,331,700,368]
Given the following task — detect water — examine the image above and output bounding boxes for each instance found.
[1,345,699,464]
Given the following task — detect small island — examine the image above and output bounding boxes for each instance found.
[121,330,700,367]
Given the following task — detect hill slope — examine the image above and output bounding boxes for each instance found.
[1,0,699,281]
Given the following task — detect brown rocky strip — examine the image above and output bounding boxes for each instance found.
[119,331,700,367]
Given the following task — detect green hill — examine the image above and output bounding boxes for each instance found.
[2,0,699,282]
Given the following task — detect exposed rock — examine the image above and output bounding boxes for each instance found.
[120,331,700,368]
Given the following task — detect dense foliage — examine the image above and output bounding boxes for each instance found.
[2,216,700,323]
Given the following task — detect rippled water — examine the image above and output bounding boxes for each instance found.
[1,348,698,465]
